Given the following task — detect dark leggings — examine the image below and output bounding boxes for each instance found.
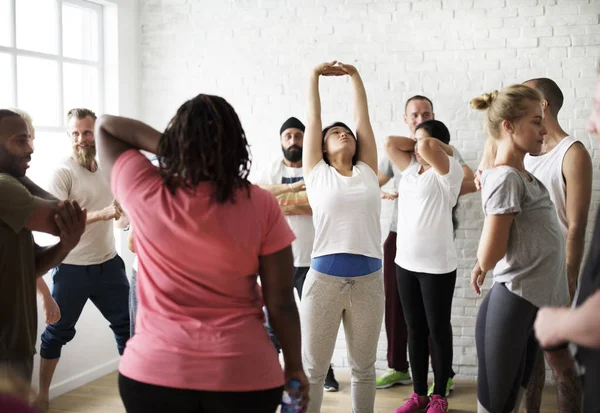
[396,265,456,396]
[119,373,283,413]
[476,283,539,413]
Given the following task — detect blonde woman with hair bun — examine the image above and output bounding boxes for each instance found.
[470,84,569,413]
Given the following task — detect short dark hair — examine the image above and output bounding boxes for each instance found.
[321,121,359,165]
[415,120,451,145]
[0,109,18,122]
[404,95,434,113]
[524,78,564,117]
[67,108,97,122]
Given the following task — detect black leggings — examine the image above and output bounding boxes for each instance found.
[396,265,457,396]
[119,373,284,413]
[476,283,539,413]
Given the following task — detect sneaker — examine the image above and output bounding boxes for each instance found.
[376,369,412,389]
[395,393,429,413]
[427,377,454,397]
[426,395,448,413]
[324,365,339,392]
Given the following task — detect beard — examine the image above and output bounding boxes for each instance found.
[282,145,302,163]
[73,144,97,170]
[0,145,28,177]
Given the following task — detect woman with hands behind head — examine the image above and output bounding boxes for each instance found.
[470,85,568,413]
[300,61,384,413]
[384,119,462,413]
[95,94,307,413]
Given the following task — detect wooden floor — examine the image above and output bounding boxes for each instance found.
[48,371,560,413]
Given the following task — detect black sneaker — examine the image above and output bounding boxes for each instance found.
[324,365,339,392]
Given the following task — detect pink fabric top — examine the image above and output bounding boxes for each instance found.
[0,394,38,413]
[112,150,295,391]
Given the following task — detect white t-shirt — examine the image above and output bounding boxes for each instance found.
[395,155,463,274]
[306,160,382,260]
[257,159,314,267]
[47,157,116,265]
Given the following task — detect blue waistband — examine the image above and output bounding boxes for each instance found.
[311,253,382,277]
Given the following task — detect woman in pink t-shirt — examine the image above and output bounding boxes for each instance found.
[95,94,308,413]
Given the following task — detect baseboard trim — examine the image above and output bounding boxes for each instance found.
[49,358,120,399]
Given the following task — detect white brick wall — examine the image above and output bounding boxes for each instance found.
[139,0,600,380]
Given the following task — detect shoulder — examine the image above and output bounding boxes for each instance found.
[356,161,379,180]
[0,174,26,192]
[482,166,524,191]
[563,139,591,168]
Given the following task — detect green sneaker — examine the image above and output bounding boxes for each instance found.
[375,369,412,389]
[427,377,454,397]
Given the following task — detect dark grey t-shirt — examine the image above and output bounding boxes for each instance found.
[481,166,569,308]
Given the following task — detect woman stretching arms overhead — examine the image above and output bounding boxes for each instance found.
[301,61,384,413]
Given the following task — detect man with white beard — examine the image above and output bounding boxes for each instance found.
[35,108,130,412]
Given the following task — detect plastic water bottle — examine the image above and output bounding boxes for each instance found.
[281,379,302,413]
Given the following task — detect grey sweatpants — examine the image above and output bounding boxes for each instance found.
[300,268,384,413]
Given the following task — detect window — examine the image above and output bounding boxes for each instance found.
[2,0,104,245]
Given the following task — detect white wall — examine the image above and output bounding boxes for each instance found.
[33,0,140,399]
[138,0,600,380]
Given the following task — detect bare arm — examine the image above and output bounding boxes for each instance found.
[417,138,451,175]
[35,202,86,276]
[128,229,135,253]
[259,246,308,406]
[18,176,58,201]
[303,72,325,176]
[36,278,52,296]
[460,165,477,196]
[536,290,600,349]
[258,180,304,197]
[25,198,61,236]
[95,115,163,183]
[563,143,592,300]
[281,203,312,216]
[342,64,378,172]
[477,214,515,272]
[36,278,61,325]
[478,138,497,172]
[378,172,392,187]
[384,136,415,171]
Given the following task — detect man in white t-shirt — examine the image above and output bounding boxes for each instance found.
[376,95,477,396]
[36,108,130,412]
[257,117,339,392]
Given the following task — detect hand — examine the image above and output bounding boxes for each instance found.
[55,200,87,251]
[535,307,569,348]
[289,180,306,193]
[380,190,398,200]
[313,61,346,77]
[101,203,122,221]
[337,62,358,77]
[474,169,483,191]
[41,295,61,325]
[471,261,487,295]
[285,369,310,413]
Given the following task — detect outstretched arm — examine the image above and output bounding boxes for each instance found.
[338,63,377,173]
[303,61,346,176]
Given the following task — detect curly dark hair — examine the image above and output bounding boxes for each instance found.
[156,94,252,204]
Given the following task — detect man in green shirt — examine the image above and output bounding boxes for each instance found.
[0,109,86,383]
